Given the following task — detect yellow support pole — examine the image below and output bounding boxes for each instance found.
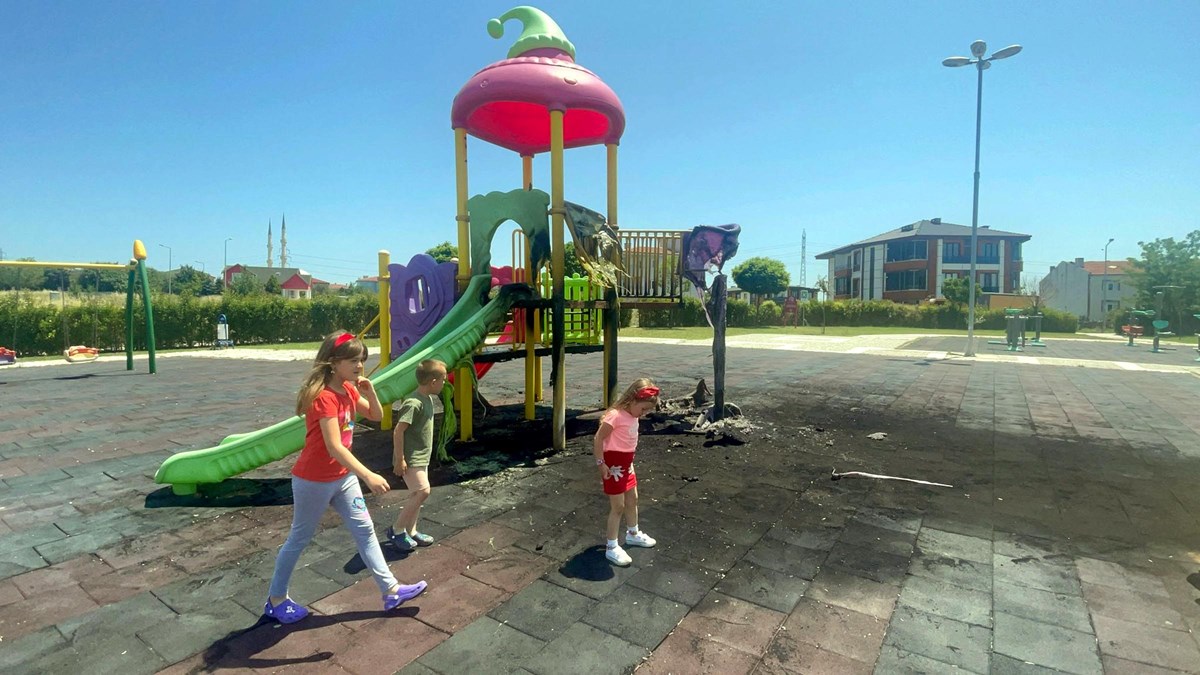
[453,127,474,440]
[550,110,566,450]
[603,143,620,407]
[377,250,393,430]
[0,260,131,271]
[521,155,539,419]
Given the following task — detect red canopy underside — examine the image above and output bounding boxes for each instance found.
[466,101,613,154]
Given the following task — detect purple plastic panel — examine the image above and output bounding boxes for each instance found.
[388,255,458,359]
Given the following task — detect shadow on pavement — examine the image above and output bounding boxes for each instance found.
[558,546,616,582]
[198,607,420,670]
[144,478,295,509]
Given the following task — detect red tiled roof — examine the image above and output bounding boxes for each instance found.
[280,273,311,290]
[1082,260,1133,276]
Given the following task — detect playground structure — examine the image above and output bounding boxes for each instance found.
[0,241,159,373]
[155,6,725,495]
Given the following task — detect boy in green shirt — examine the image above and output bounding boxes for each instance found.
[387,359,447,551]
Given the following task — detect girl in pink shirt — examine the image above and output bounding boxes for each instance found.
[593,378,661,566]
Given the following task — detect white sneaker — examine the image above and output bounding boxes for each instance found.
[625,531,657,548]
[606,545,633,566]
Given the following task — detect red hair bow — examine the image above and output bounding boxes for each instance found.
[634,386,660,399]
[334,333,355,347]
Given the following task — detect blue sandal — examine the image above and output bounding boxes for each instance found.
[264,598,309,624]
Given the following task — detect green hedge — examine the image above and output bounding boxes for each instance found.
[0,293,380,356]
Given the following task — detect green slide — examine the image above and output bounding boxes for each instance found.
[154,276,531,495]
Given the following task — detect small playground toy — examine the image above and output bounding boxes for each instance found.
[0,346,15,365]
[63,345,99,363]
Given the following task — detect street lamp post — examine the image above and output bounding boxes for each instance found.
[194,260,206,273]
[159,243,173,294]
[1102,238,1114,332]
[944,40,1022,357]
[223,237,233,291]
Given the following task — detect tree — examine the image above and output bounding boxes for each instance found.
[940,276,981,306]
[0,258,45,291]
[230,272,263,296]
[563,242,585,278]
[1127,230,1200,331]
[172,265,211,297]
[731,257,789,304]
[426,241,457,264]
[264,274,282,296]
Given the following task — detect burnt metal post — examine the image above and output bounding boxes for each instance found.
[710,273,727,421]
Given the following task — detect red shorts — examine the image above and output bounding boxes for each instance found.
[602,451,637,495]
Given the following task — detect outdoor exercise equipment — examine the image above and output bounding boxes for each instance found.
[989,308,1025,351]
[1150,320,1174,353]
[1025,311,1046,347]
[0,346,14,365]
[1194,314,1200,362]
[0,241,158,373]
[1124,309,1152,346]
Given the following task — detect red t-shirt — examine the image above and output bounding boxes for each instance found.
[293,382,360,482]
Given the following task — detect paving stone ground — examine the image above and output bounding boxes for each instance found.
[1,334,1200,674]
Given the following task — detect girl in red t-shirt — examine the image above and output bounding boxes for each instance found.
[593,378,661,566]
[264,331,427,624]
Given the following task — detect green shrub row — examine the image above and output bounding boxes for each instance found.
[0,294,379,356]
[633,296,1078,332]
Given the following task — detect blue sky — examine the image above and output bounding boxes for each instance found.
[3,1,1196,286]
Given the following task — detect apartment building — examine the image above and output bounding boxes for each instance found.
[816,218,1031,303]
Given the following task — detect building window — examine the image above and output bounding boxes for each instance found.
[885,240,928,262]
[981,242,997,258]
[851,278,860,297]
[1107,281,1119,292]
[852,250,861,271]
[1012,242,1022,260]
[944,242,961,258]
[885,269,927,291]
[835,277,850,295]
[980,272,998,292]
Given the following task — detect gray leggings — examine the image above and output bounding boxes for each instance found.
[268,473,398,598]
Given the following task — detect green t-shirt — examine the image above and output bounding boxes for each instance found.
[396,393,435,467]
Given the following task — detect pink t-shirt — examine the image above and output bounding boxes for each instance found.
[601,408,639,454]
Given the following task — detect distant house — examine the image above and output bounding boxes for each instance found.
[223,265,329,299]
[353,276,380,294]
[816,218,1031,304]
[1039,258,1136,322]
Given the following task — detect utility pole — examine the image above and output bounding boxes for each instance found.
[800,229,807,288]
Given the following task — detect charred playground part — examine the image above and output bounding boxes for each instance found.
[655,378,753,435]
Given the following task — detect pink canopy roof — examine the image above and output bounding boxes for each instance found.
[450,9,624,156]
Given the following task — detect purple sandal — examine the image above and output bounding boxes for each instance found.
[383,581,428,610]
[264,598,309,624]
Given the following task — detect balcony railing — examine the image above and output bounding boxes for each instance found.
[943,254,999,264]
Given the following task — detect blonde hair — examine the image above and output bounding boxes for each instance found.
[610,377,660,412]
[416,359,447,384]
[295,331,369,416]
